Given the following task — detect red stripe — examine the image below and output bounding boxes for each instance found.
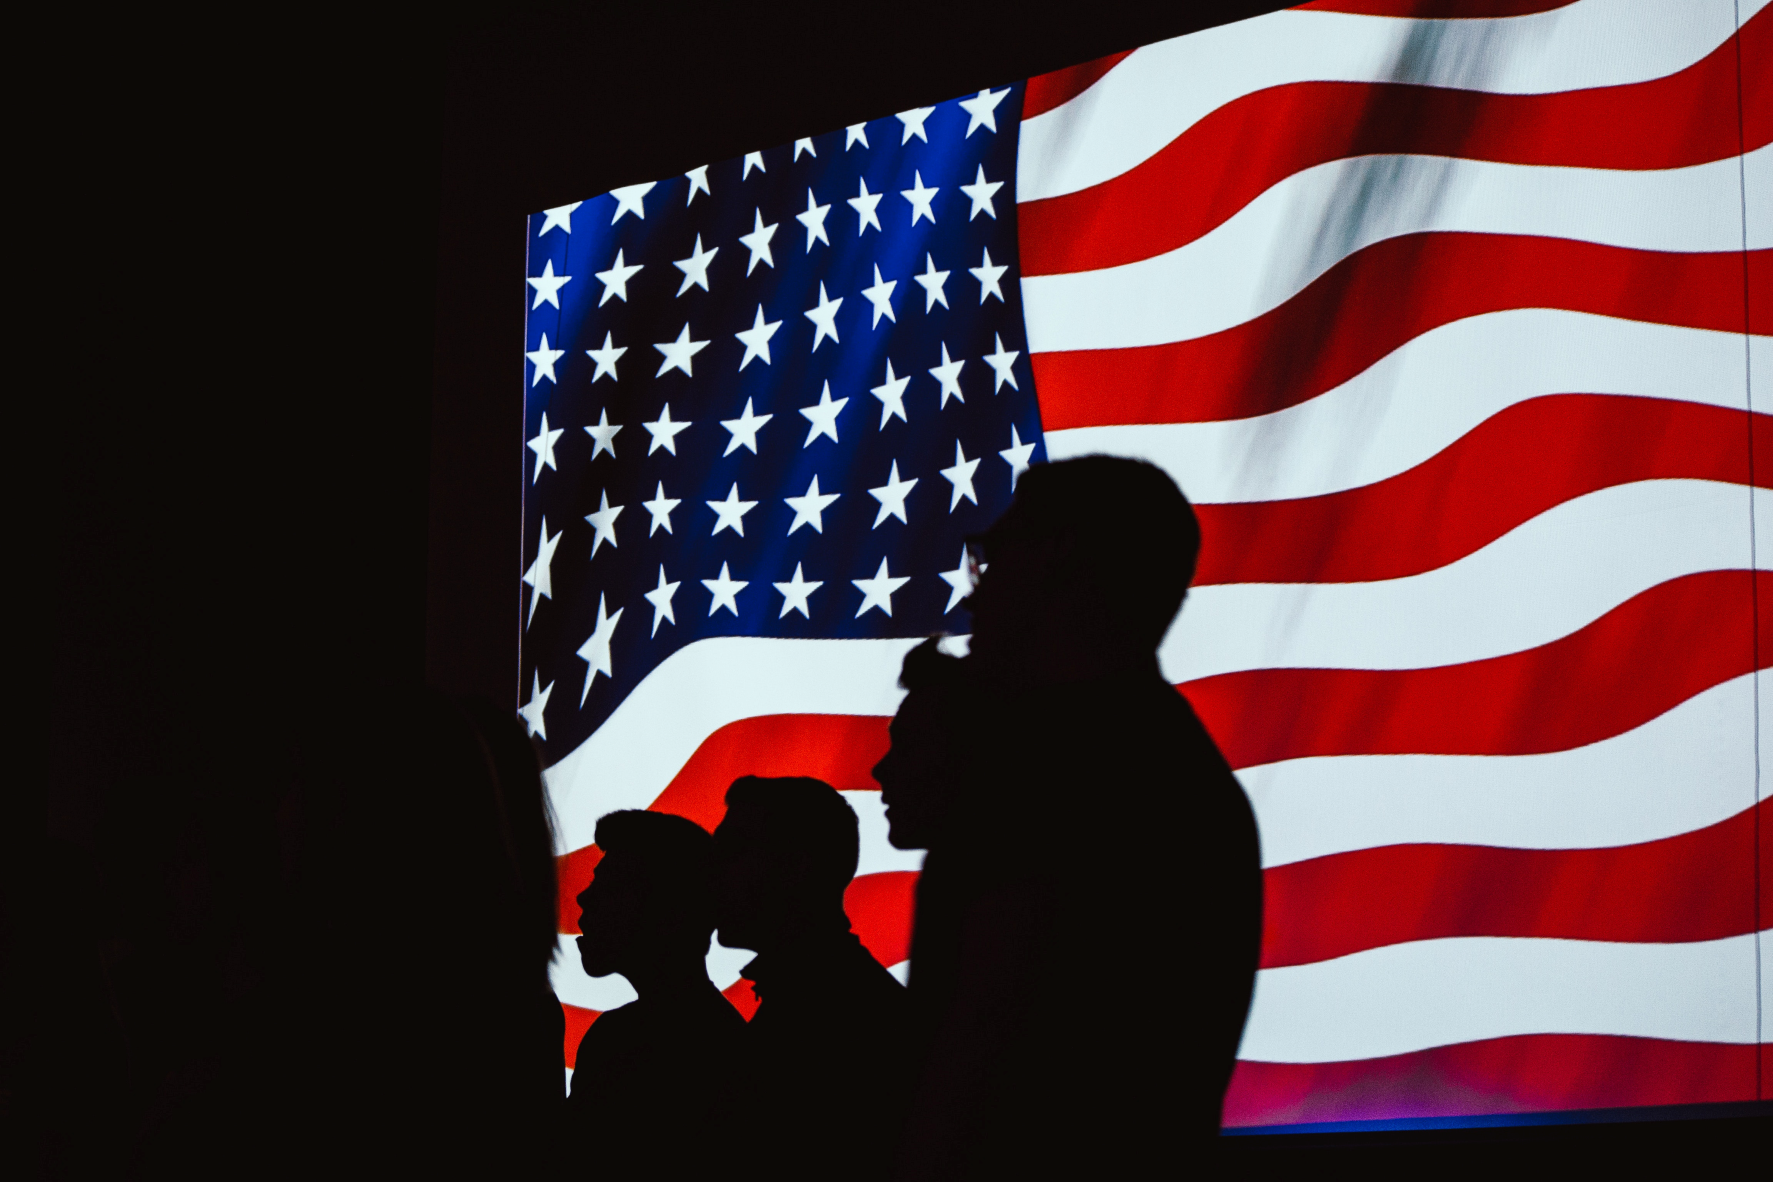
[1023,51,1134,119]
[556,713,891,932]
[1019,9,1767,277]
[1193,396,1767,586]
[1261,801,1771,969]
[1294,1,1583,16]
[846,870,918,969]
[562,1002,598,1069]
[1031,240,1765,431]
[1223,1033,1758,1127]
[1184,569,1771,769]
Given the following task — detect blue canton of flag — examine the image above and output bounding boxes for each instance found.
[518,85,1042,756]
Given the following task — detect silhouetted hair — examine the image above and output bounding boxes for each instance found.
[899,635,968,693]
[593,810,718,937]
[988,455,1199,647]
[723,776,859,895]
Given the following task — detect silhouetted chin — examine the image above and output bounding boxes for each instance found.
[576,936,615,978]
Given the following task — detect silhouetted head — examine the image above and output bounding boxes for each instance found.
[713,777,858,952]
[965,456,1198,682]
[576,810,716,979]
[401,694,560,975]
[874,638,970,850]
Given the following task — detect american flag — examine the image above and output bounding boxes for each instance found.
[523,0,1771,1128]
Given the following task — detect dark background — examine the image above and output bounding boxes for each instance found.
[32,1,1765,1172]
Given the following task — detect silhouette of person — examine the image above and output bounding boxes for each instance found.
[713,776,914,1181]
[565,809,745,1175]
[889,456,1263,1179]
[282,692,567,1178]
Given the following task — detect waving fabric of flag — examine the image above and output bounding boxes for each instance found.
[521,0,1771,1128]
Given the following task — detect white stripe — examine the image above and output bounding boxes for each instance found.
[545,637,916,854]
[1243,672,1756,868]
[1044,313,1753,504]
[551,936,757,1013]
[1239,932,1761,1063]
[1159,479,1758,681]
[1019,0,1760,201]
[1022,146,1767,354]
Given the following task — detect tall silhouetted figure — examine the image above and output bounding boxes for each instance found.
[565,809,745,1174]
[885,456,1263,1178]
[714,776,914,1181]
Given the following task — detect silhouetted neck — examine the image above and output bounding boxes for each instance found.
[619,948,720,1003]
[740,923,869,995]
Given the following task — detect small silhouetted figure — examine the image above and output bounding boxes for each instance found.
[886,456,1263,1179]
[714,776,914,1181]
[565,809,745,1174]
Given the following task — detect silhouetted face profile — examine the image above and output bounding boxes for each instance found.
[713,777,859,951]
[574,809,718,982]
[874,638,968,849]
[965,456,1199,683]
[576,852,643,978]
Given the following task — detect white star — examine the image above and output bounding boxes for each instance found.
[784,474,841,535]
[847,178,883,237]
[939,441,981,510]
[982,333,1021,392]
[584,409,621,461]
[594,249,643,305]
[522,517,562,625]
[804,282,843,351]
[642,403,692,455]
[653,323,710,377]
[672,234,719,295]
[584,490,623,558]
[799,381,849,446]
[537,201,581,237]
[576,595,623,704]
[900,170,938,226]
[734,304,782,371]
[642,482,681,536]
[860,265,897,328]
[958,164,1004,220]
[796,188,831,250]
[913,253,950,311]
[867,460,917,527]
[938,547,973,613]
[609,181,656,223]
[970,247,1008,304]
[794,137,816,160]
[845,122,870,149]
[519,672,553,739]
[774,563,824,619]
[527,413,563,482]
[527,259,571,309]
[936,549,978,616]
[526,333,564,386]
[896,106,936,144]
[720,397,773,456]
[958,87,1010,136]
[585,331,626,383]
[685,165,711,204]
[929,342,966,407]
[644,565,680,636]
[870,360,910,427]
[1000,424,1037,489]
[702,562,748,617]
[743,151,766,178]
[738,208,778,274]
[853,557,910,618]
[706,483,759,537]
